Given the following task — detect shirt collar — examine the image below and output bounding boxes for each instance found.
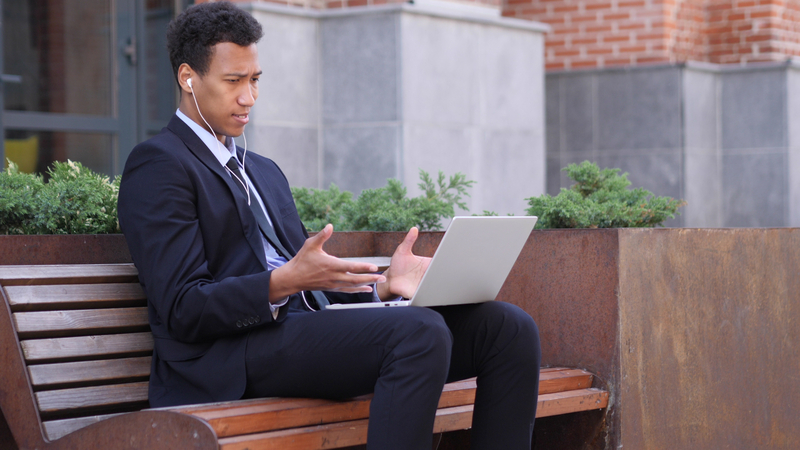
[176,108,239,167]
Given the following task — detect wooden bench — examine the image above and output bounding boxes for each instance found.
[0,264,609,449]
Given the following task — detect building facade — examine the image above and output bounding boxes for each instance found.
[3,0,798,224]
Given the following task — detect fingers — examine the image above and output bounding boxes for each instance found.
[313,271,385,294]
[333,270,386,287]
[305,223,333,250]
[395,227,419,254]
[324,254,379,275]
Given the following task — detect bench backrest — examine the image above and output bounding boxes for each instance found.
[0,264,153,442]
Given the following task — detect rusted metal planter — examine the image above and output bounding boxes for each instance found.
[2,229,798,450]
[0,234,132,265]
[508,228,800,450]
[0,232,442,266]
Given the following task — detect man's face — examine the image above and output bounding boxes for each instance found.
[189,42,261,141]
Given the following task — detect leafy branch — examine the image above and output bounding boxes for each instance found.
[525,161,686,228]
[291,169,475,232]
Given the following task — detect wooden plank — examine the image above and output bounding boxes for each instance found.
[36,368,608,445]
[540,367,566,373]
[42,413,123,441]
[539,369,594,395]
[214,389,609,450]
[13,307,149,338]
[432,404,473,433]
[21,332,154,362]
[35,381,149,414]
[197,397,372,439]
[536,388,609,418]
[28,356,151,388]
[5,283,145,312]
[179,369,598,438]
[0,264,138,286]
[216,405,475,450]
[437,378,476,408]
[174,379,478,438]
[218,419,370,450]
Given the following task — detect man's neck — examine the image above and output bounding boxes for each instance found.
[178,103,226,145]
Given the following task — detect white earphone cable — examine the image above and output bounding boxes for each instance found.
[190,81,251,205]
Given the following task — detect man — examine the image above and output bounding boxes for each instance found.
[118,3,540,449]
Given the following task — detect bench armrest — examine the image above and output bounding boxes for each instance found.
[47,411,217,450]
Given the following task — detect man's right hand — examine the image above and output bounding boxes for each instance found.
[268,224,386,303]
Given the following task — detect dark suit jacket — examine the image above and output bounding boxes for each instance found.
[118,115,370,407]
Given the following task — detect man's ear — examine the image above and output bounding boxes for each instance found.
[177,63,194,94]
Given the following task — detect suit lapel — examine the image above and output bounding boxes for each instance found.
[166,116,270,269]
[241,152,298,258]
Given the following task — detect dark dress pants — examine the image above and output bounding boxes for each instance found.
[244,299,541,450]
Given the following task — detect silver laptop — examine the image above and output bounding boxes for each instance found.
[325,216,538,309]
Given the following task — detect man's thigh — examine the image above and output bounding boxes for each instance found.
[243,306,449,400]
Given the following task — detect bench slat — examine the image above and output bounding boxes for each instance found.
[536,388,610,418]
[5,283,145,312]
[177,368,598,439]
[173,379,476,439]
[539,369,593,394]
[0,264,138,286]
[14,307,149,338]
[35,381,149,415]
[21,332,154,362]
[42,413,124,441]
[28,356,152,388]
[216,389,609,450]
[202,397,371,439]
[216,405,475,450]
[438,378,477,408]
[51,385,607,449]
[218,418,371,450]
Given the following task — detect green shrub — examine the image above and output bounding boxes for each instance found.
[292,183,353,232]
[291,170,475,232]
[525,161,686,228]
[0,162,45,234]
[0,160,120,234]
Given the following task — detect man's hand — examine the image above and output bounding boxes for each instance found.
[269,224,386,302]
[376,227,431,301]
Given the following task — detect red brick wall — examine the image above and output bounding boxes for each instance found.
[503,0,679,70]
[324,0,405,9]
[671,0,706,62]
[215,0,500,10]
[503,0,800,69]
[707,0,800,64]
[205,0,800,68]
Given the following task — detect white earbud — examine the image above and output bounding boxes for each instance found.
[187,77,193,88]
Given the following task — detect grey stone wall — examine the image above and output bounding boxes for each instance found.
[245,3,548,216]
[546,62,800,227]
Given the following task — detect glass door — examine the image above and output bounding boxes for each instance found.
[0,0,182,176]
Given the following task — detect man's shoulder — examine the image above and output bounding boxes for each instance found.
[131,125,184,157]
[240,150,290,183]
[242,150,277,168]
[124,120,198,171]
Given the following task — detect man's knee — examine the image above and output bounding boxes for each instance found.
[482,302,541,363]
[394,307,452,349]
[387,308,452,372]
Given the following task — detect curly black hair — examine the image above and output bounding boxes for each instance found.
[166,2,263,85]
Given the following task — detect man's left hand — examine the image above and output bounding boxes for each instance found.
[376,227,431,301]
